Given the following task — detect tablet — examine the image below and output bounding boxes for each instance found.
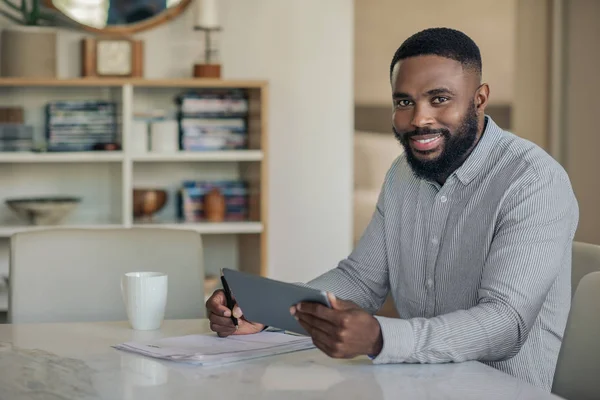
[221,268,331,336]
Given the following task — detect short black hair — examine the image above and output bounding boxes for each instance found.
[389,27,482,81]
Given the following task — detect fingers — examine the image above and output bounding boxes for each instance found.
[295,308,337,336]
[327,292,339,309]
[209,312,236,327]
[328,292,359,311]
[205,290,232,317]
[232,305,243,318]
[296,318,340,357]
[208,309,236,336]
[207,289,238,336]
[210,322,237,337]
[293,301,336,323]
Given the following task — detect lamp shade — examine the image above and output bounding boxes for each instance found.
[194,0,219,29]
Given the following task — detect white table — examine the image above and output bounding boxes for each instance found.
[0,319,563,400]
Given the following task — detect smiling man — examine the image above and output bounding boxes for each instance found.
[205,28,579,391]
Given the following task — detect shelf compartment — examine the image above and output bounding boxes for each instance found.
[0,86,124,154]
[0,163,123,226]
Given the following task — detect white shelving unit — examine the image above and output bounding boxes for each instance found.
[0,79,269,311]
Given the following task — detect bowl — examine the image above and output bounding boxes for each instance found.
[133,189,167,220]
[5,196,81,225]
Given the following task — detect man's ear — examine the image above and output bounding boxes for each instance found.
[475,83,490,111]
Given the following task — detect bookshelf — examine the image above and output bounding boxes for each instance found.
[0,79,269,305]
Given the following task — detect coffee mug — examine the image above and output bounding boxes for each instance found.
[121,272,168,330]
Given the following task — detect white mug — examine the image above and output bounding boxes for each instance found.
[121,272,168,330]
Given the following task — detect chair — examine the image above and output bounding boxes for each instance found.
[353,130,403,247]
[8,228,205,324]
[572,241,600,297]
[552,271,600,400]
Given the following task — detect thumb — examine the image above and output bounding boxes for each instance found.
[328,292,343,310]
[232,304,244,318]
[327,292,356,311]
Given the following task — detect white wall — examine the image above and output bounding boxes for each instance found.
[354,0,516,106]
[0,0,354,283]
[219,0,354,282]
[564,0,600,244]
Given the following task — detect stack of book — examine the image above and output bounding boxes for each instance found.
[0,124,34,152]
[45,100,118,151]
[176,89,249,151]
[177,180,249,222]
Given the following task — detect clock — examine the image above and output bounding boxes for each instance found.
[81,37,144,78]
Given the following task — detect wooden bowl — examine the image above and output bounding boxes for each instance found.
[133,189,167,220]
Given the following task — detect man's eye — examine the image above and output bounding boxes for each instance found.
[432,97,449,104]
[395,100,412,108]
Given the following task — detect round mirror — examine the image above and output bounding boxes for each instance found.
[43,0,191,34]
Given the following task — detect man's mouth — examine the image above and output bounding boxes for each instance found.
[409,134,443,152]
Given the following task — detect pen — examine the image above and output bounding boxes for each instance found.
[220,270,239,330]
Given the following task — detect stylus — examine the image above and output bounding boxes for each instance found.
[220,271,239,330]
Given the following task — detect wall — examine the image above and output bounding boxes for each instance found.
[354,0,516,107]
[0,0,355,283]
[564,0,600,244]
[512,0,551,151]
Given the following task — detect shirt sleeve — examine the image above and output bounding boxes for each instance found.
[306,159,399,314]
[372,168,579,364]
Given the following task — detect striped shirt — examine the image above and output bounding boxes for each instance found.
[307,116,579,390]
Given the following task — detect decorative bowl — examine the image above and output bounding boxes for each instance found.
[133,189,167,220]
[5,196,81,225]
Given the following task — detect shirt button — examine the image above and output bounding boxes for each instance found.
[426,279,434,288]
[440,196,447,203]
[432,237,438,245]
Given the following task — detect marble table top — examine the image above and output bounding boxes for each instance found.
[0,319,564,400]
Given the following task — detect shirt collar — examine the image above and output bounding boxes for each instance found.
[453,115,503,186]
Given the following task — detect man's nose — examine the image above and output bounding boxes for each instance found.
[410,105,435,128]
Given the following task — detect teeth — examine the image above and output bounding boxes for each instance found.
[416,136,440,144]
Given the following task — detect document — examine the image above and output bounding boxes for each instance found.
[113,331,316,366]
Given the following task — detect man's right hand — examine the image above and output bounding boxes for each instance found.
[205,289,265,337]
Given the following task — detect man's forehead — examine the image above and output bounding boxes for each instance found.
[391,55,469,93]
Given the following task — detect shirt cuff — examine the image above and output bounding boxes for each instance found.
[370,316,415,363]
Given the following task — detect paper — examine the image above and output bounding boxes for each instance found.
[113,331,315,366]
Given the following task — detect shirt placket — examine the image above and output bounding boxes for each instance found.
[425,183,453,318]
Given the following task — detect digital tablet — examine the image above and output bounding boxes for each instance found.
[221,268,332,336]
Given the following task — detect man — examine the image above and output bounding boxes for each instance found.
[206,27,579,391]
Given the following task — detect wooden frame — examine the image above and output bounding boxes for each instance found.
[81,37,144,78]
[43,0,192,35]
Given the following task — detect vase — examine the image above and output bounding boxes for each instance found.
[0,26,57,78]
[204,188,225,222]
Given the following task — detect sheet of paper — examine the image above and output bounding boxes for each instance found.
[113,331,315,366]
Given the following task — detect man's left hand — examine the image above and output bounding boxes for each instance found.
[291,293,383,359]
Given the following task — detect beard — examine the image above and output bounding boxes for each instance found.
[393,103,479,182]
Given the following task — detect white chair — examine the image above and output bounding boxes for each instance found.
[571,241,600,297]
[8,228,205,324]
[353,130,403,246]
[552,271,600,400]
